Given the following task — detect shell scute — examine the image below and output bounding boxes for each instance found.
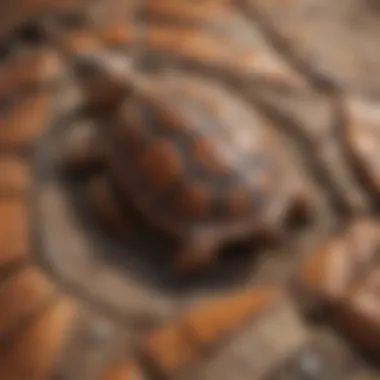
[176,181,211,220]
[138,139,183,192]
[189,136,230,177]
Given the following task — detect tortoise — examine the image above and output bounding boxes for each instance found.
[3,0,380,379]
[60,48,313,273]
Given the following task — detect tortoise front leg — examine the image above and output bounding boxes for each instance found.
[84,174,131,237]
[172,231,222,274]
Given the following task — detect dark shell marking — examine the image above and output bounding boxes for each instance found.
[106,73,294,237]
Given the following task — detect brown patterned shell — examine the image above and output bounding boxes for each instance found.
[105,72,289,237]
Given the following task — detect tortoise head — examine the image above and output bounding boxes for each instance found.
[71,50,136,109]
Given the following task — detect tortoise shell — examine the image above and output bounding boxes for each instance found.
[92,64,299,238]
